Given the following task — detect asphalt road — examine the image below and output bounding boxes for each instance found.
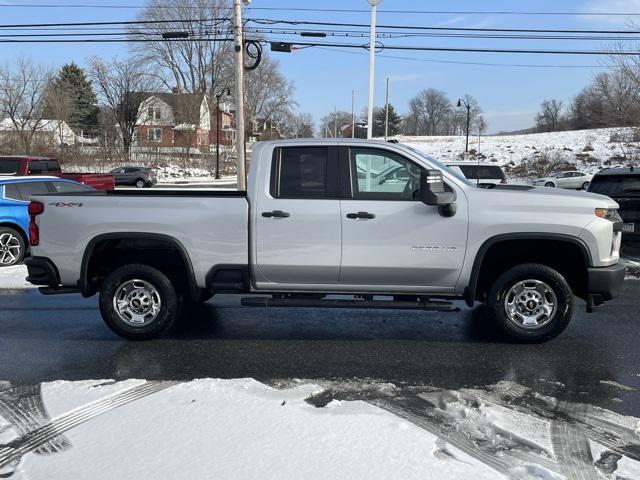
[1,281,639,417]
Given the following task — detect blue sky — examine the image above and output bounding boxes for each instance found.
[0,0,637,133]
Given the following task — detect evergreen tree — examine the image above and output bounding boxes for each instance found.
[45,63,99,135]
[373,104,402,137]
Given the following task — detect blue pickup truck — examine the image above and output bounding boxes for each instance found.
[0,176,93,267]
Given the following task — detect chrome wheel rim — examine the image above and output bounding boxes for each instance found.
[113,279,162,327]
[136,181,145,188]
[504,279,557,330]
[0,233,22,266]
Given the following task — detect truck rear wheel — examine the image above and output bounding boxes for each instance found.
[99,264,178,340]
[486,263,573,343]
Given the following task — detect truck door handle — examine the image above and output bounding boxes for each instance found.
[346,211,375,220]
[262,210,290,218]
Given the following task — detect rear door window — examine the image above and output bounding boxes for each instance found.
[49,181,93,193]
[4,184,21,200]
[0,159,21,174]
[15,181,50,200]
[270,147,337,199]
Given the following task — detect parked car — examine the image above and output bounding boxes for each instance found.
[25,139,625,343]
[445,162,507,186]
[110,167,158,188]
[0,156,114,191]
[588,168,640,245]
[0,176,94,267]
[533,171,593,190]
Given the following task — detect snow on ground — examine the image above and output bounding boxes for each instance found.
[2,379,639,480]
[2,379,500,480]
[0,266,31,289]
[398,126,636,176]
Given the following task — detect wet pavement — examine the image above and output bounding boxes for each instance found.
[0,282,639,417]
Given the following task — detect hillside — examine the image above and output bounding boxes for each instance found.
[397,127,639,179]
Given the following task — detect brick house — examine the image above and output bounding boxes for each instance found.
[210,101,236,147]
[134,92,211,149]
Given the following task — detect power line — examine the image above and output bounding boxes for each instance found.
[0,4,635,17]
[249,18,640,35]
[247,7,640,17]
[264,38,640,56]
[314,46,607,69]
[247,28,640,42]
[0,18,228,30]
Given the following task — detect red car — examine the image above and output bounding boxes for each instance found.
[0,156,114,191]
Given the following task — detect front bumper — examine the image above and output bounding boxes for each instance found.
[586,262,626,312]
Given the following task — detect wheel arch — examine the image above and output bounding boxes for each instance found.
[0,221,28,244]
[80,232,199,299]
[464,233,592,307]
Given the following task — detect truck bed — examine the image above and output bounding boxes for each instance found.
[30,190,249,288]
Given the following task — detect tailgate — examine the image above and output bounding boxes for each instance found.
[63,173,114,191]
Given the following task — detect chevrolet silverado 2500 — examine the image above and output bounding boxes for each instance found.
[24,139,626,342]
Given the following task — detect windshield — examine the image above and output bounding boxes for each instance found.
[401,145,475,187]
[0,159,20,175]
[589,175,640,196]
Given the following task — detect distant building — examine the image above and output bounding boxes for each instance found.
[133,90,237,150]
[134,91,210,149]
[0,119,78,146]
[340,122,367,139]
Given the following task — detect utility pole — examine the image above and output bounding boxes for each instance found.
[233,0,247,190]
[334,105,337,138]
[351,90,355,139]
[366,0,381,139]
[384,76,390,141]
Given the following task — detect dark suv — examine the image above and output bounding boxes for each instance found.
[589,168,640,245]
[110,167,158,188]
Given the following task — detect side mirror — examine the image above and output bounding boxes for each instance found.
[419,169,457,217]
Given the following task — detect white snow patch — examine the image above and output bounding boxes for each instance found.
[10,378,502,480]
[0,265,33,289]
[590,439,640,479]
[397,127,636,177]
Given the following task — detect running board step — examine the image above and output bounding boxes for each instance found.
[240,297,458,311]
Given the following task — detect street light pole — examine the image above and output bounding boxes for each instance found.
[457,98,471,153]
[215,88,230,180]
[366,0,382,139]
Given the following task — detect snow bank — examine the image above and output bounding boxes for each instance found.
[398,127,637,175]
[3,378,640,480]
[4,379,500,480]
[0,265,32,289]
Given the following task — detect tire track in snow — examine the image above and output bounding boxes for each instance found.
[0,380,176,470]
[550,401,598,480]
[377,398,532,480]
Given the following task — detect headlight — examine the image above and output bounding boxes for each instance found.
[595,208,622,222]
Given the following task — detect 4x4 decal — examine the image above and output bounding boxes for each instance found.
[48,202,84,208]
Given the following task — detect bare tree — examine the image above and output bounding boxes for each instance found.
[87,56,156,157]
[407,88,452,136]
[244,55,295,136]
[0,57,54,154]
[43,85,74,158]
[290,112,315,138]
[535,99,564,132]
[319,110,353,138]
[128,0,233,99]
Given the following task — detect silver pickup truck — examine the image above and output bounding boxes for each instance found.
[25,139,626,342]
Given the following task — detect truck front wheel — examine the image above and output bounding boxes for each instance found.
[99,264,178,340]
[486,263,574,343]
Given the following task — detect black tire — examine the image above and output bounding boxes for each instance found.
[135,179,146,188]
[582,182,590,190]
[0,227,26,267]
[99,264,178,340]
[545,182,555,188]
[486,263,574,343]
